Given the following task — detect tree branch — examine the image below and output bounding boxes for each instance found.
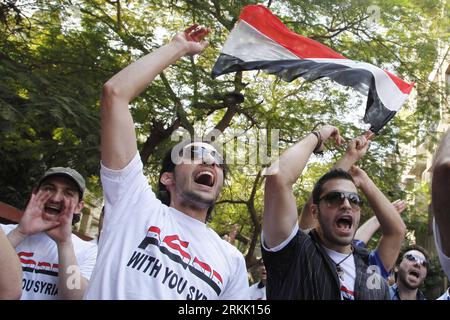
[140,119,181,164]
[245,171,263,265]
[212,107,237,133]
[159,72,195,136]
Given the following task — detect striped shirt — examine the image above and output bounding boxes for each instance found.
[262,225,390,300]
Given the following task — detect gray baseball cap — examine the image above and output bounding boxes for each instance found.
[38,167,86,198]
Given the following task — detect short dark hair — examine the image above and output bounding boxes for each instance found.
[396,244,430,267]
[312,169,355,204]
[157,140,228,223]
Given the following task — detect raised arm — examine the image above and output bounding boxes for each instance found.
[222,224,239,245]
[299,134,370,230]
[349,166,406,272]
[7,191,60,248]
[298,197,315,231]
[45,198,88,300]
[354,199,406,246]
[333,133,372,171]
[431,128,450,256]
[0,228,22,299]
[263,125,343,248]
[101,25,210,169]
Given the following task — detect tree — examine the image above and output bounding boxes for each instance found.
[0,0,447,272]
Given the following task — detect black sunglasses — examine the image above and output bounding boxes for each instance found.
[319,191,363,209]
[404,253,428,267]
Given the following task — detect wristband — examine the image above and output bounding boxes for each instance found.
[311,131,323,155]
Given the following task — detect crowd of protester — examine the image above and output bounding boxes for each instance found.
[1,25,449,301]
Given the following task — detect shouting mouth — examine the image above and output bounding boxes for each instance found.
[408,269,420,280]
[335,215,353,234]
[44,203,62,215]
[194,171,215,188]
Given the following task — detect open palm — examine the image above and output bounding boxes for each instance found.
[172,24,210,56]
[45,198,76,244]
[18,191,60,236]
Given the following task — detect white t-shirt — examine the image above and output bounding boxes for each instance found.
[249,282,266,300]
[85,153,250,300]
[433,218,450,280]
[0,224,98,300]
[323,247,356,300]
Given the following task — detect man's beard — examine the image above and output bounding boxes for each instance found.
[317,208,354,247]
[399,272,422,290]
[181,189,217,209]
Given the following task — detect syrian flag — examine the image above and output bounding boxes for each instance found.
[211,5,414,133]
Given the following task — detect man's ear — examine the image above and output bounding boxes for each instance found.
[310,203,319,220]
[160,172,174,187]
[75,200,84,214]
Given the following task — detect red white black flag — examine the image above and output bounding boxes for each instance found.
[212,5,414,133]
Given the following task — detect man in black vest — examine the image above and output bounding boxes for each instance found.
[262,125,406,299]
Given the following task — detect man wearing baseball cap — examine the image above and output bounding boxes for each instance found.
[38,167,86,198]
[0,167,97,300]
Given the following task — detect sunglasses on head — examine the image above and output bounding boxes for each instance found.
[319,191,363,209]
[182,145,224,167]
[404,253,428,267]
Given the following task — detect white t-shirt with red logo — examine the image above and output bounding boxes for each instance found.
[84,153,250,300]
[0,224,97,300]
[323,246,356,300]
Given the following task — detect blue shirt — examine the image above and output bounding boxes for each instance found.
[353,240,389,280]
[368,249,390,279]
[389,283,426,300]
